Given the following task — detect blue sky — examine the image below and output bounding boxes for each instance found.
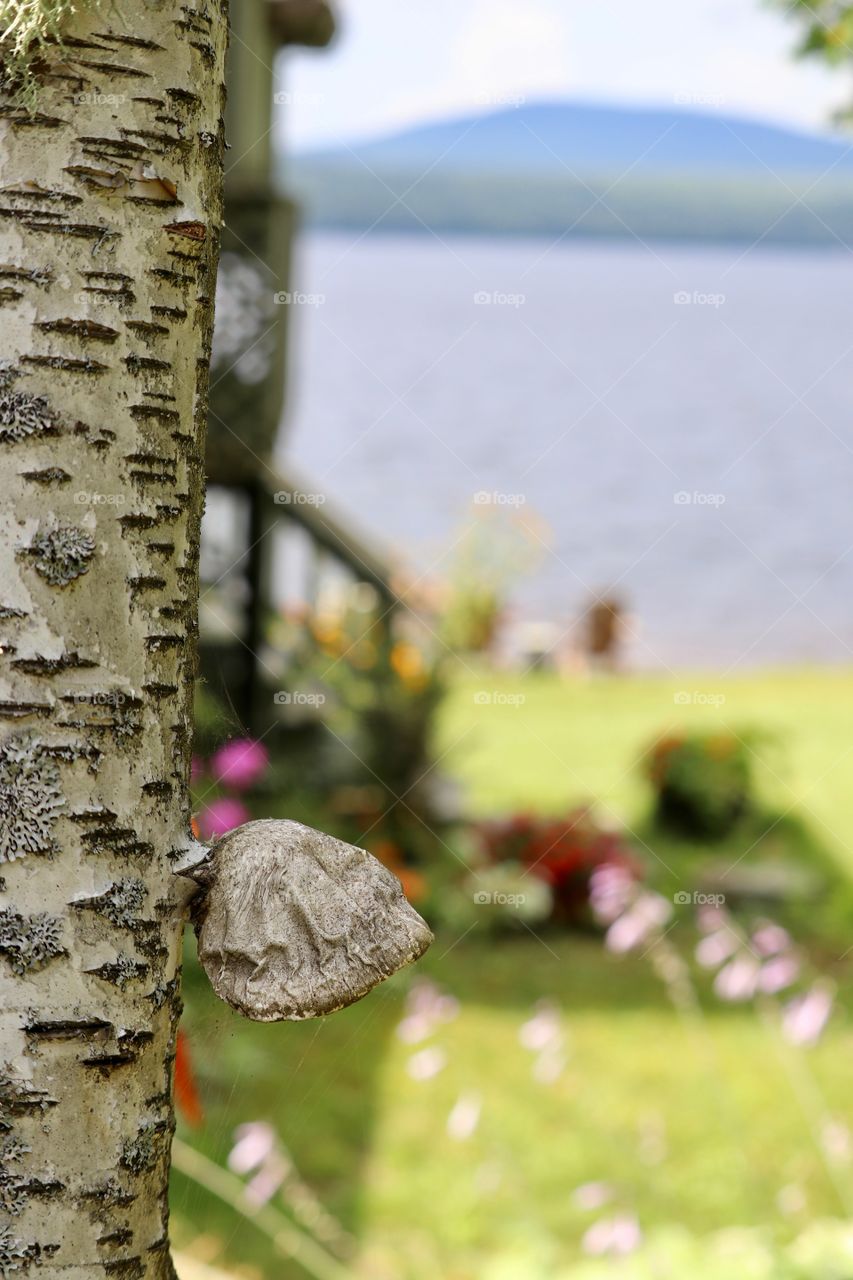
[277,0,851,151]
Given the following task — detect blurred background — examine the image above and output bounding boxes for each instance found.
[172,3,853,1277]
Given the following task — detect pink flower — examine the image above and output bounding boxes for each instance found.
[446,1092,481,1141]
[758,954,800,994]
[573,1182,614,1211]
[246,1153,288,1207]
[782,984,834,1046]
[605,893,671,954]
[198,796,249,838]
[228,1122,276,1175]
[396,979,459,1043]
[407,1047,447,1081]
[696,904,728,933]
[589,864,635,924]
[228,1123,290,1208]
[210,738,269,791]
[714,956,760,1002]
[752,922,791,957]
[582,1214,642,1257]
[695,929,739,969]
[519,1001,562,1053]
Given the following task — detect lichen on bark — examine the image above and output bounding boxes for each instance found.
[0,736,64,864]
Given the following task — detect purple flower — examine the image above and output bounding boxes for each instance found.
[782,984,834,1046]
[210,738,269,791]
[198,796,250,838]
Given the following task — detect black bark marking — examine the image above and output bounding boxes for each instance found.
[18,466,72,485]
[36,318,119,342]
[11,651,96,674]
[86,956,149,988]
[128,405,179,424]
[93,32,166,52]
[126,321,169,337]
[25,1018,113,1041]
[73,878,146,927]
[22,353,109,373]
[0,702,52,721]
[81,828,153,860]
[125,355,171,374]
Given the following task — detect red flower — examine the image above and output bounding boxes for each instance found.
[174,1030,203,1128]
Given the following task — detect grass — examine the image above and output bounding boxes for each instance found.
[175,933,853,1279]
[437,665,853,872]
[174,665,853,1279]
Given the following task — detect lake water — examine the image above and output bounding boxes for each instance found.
[281,231,853,670]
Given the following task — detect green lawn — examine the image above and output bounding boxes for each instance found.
[174,666,853,1279]
[438,665,853,875]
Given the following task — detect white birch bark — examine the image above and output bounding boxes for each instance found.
[0,5,228,1275]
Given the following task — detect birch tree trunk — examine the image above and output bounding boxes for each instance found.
[0,6,228,1275]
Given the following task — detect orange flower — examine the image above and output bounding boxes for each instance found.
[398,868,427,903]
[390,641,429,690]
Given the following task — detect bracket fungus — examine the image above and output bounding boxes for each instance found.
[180,819,433,1021]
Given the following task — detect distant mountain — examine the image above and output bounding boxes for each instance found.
[286,101,853,245]
[296,100,853,179]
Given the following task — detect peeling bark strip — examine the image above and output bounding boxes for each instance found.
[0,6,228,1278]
